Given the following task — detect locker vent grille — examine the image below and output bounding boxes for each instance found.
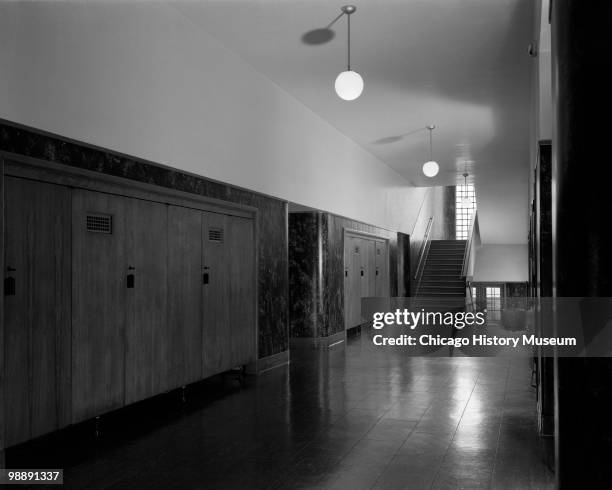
[86,214,112,234]
[208,227,224,242]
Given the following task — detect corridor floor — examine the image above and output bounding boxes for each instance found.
[7,330,554,489]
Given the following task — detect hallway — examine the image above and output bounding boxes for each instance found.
[7,331,553,489]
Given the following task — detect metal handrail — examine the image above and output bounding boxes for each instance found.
[412,217,434,297]
[414,217,434,280]
[461,211,478,278]
[465,281,475,312]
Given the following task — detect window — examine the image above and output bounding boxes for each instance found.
[456,184,477,240]
[486,287,501,321]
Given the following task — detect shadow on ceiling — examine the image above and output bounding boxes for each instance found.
[301,11,344,45]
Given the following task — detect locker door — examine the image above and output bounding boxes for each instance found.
[343,234,351,330]
[167,206,202,388]
[125,199,168,404]
[4,177,71,446]
[350,236,362,328]
[366,239,376,297]
[358,239,371,324]
[375,241,389,297]
[72,189,126,423]
[202,212,232,376]
[227,216,256,365]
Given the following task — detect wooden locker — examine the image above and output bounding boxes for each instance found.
[375,241,389,297]
[349,236,362,328]
[343,235,352,330]
[202,212,232,376]
[366,239,376,297]
[72,189,126,423]
[124,199,168,404]
[167,206,202,389]
[227,216,256,365]
[4,177,71,446]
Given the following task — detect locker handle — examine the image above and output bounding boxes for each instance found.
[127,274,135,289]
[203,273,209,285]
[4,276,15,296]
[376,270,379,276]
[345,270,348,277]
[360,270,364,277]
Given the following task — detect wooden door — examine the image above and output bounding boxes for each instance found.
[366,239,376,297]
[343,234,352,330]
[124,199,168,404]
[72,189,126,423]
[202,212,231,376]
[4,177,71,446]
[349,236,362,328]
[227,216,256,365]
[167,206,202,388]
[375,241,389,297]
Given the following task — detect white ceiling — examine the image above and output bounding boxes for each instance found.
[170,0,534,244]
[171,0,533,185]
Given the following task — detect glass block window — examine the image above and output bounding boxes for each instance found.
[456,184,477,240]
[486,287,501,321]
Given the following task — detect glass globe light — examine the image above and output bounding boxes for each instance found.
[335,70,364,101]
[422,160,439,178]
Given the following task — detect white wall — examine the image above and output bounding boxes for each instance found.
[473,245,528,282]
[0,2,425,234]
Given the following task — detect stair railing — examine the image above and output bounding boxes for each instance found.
[413,216,434,296]
[465,281,475,312]
[461,211,478,279]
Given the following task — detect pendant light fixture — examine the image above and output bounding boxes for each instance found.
[335,5,364,101]
[422,125,439,177]
[461,169,472,207]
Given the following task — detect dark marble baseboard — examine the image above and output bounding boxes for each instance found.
[247,349,290,374]
[290,330,346,349]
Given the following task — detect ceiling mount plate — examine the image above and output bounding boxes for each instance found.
[341,5,357,15]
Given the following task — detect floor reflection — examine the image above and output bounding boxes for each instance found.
[6,329,553,489]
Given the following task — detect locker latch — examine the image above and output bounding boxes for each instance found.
[127,266,135,289]
[203,266,210,285]
[360,270,364,276]
[4,267,16,296]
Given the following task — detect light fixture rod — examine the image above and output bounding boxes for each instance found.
[347,10,351,70]
[427,125,435,160]
[341,5,357,70]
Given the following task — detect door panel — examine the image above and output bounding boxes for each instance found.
[72,189,126,422]
[167,206,202,388]
[125,199,168,404]
[350,236,362,328]
[4,177,71,446]
[375,241,389,297]
[366,240,376,297]
[228,216,256,365]
[343,235,351,330]
[202,212,231,376]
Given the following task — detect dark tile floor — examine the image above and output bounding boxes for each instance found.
[6,330,554,489]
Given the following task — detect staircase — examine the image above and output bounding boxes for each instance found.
[415,240,467,311]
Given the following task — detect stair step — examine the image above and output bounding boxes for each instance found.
[419,286,465,291]
[421,279,465,288]
[429,244,466,248]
